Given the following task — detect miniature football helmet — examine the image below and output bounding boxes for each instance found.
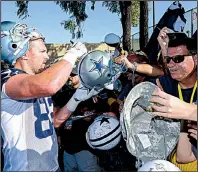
[1,21,44,65]
[78,50,127,91]
[86,114,121,150]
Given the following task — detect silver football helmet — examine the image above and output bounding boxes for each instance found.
[78,50,127,91]
[1,21,44,65]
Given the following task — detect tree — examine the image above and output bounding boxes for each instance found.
[139,1,148,50]
[16,1,95,39]
[15,1,140,51]
[55,1,96,39]
[102,1,140,52]
[119,2,132,52]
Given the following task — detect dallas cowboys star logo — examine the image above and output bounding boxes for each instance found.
[89,56,108,77]
[99,117,110,125]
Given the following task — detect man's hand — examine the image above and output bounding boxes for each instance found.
[62,42,87,66]
[73,83,102,102]
[157,27,170,54]
[150,89,194,120]
[156,78,164,91]
[188,123,197,140]
[69,42,87,58]
[66,83,103,112]
[68,75,80,89]
[114,55,135,71]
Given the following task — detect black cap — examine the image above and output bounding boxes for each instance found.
[168,32,197,55]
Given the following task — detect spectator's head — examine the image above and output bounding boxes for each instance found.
[74,97,110,116]
[166,32,197,81]
[1,21,48,74]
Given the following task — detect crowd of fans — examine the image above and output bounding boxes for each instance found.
[45,27,198,171]
[1,19,197,172]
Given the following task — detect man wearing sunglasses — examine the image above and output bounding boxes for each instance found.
[1,21,102,171]
[154,27,197,171]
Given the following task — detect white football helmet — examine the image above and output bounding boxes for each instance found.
[86,114,121,150]
[138,160,181,171]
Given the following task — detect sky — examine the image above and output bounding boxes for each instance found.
[2,1,197,44]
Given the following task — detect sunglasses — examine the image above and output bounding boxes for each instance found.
[165,55,189,64]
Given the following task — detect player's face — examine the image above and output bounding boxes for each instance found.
[27,39,49,74]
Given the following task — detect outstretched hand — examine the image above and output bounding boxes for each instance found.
[157,27,170,50]
[150,89,193,120]
[72,83,102,102]
[114,54,134,70]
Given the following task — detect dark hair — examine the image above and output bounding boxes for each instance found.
[72,97,110,116]
[168,32,197,55]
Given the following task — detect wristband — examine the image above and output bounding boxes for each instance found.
[133,62,138,72]
[66,96,81,112]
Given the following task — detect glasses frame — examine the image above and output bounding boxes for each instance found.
[164,54,191,64]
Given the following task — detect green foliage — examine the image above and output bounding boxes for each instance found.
[16,1,29,19]
[15,1,140,40]
[91,1,95,10]
[61,19,77,39]
[102,1,140,27]
[15,1,95,39]
[102,1,120,15]
[131,1,140,27]
[55,1,90,39]
[55,1,88,25]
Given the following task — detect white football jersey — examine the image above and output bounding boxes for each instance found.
[1,68,59,171]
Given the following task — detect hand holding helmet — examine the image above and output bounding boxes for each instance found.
[66,83,102,112]
[73,83,102,102]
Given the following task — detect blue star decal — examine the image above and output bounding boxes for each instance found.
[89,56,108,77]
